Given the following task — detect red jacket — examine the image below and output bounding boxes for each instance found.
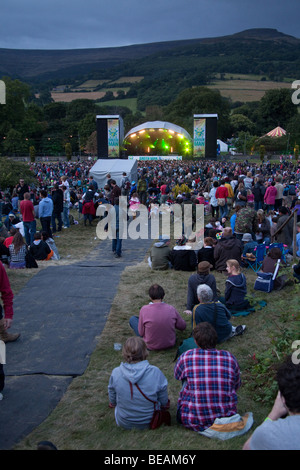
[0,262,14,319]
[215,186,229,200]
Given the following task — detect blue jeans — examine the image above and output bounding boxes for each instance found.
[220,203,228,219]
[23,220,36,245]
[112,229,122,256]
[255,201,263,211]
[129,316,140,336]
[63,207,70,227]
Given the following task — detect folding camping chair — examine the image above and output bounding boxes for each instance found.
[247,243,267,273]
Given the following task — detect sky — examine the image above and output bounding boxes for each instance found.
[1,0,299,50]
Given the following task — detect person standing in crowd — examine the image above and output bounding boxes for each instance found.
[252,177,266,211]
[275,176,284,211]
[38,190,53,237]
[104,197,126,258]
[215,179,229,219]
[109,180,122,206]
[0,261,20,343]
[62,185,71,229]
[209,181,219,219]
[16,178,29,202]
[20,192,36,245]
[137,176,147,205]
[51,184,63,233]
[264,181,277,213]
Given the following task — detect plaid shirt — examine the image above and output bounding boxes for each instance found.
[174,348,241,432]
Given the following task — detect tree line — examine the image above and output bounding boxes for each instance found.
[0,76,299,158]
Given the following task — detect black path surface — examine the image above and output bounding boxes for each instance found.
[0,235,153,450]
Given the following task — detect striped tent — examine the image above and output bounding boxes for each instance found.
[265,126,286,137]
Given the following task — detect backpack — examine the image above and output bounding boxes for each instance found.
[125,180,131,190]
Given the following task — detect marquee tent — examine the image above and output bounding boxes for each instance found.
[89,159,138,190]
[265,126,286,138]
[217,139,228,152]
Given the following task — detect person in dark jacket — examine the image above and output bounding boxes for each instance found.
[51,184,63,233]
[214,227,243,273]
[29,232,53,261]
[197,237,215,268]
[192,284,246,343]
[169,238,197,271]
[184,261,218,314]
[223,259,250,313]
[252,178,266,211]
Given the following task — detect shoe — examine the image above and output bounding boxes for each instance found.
[234,325,246,337]
[114,254,122,258]
[63,226,69,229]
[0,318,21,343]
[0,392,3,401]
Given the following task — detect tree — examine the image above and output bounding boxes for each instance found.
[65,142,72,161]
[29,145,36,162]
[257,88,297,134]
[229,113,255,135]
[2,128,29,155]
[164,86,231,140]
[259,145,266,162]
[0,158,35,190]
[85,131,97,156]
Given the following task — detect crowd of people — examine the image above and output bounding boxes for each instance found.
[0,156,300,448]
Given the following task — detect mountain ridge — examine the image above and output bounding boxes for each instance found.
[0,28,299,82]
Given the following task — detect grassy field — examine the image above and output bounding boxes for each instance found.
[7,206,299,451]
[95,97,138,113]
[208,78,292,102]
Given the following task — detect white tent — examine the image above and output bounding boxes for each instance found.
[89,159,138,190]
[217,139,228,152]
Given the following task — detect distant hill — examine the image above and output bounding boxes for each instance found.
[1,28,299,83]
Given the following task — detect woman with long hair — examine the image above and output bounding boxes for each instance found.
[8,231,27,269]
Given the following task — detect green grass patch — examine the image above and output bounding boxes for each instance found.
[96,97,138,113]
[8,207,300,450]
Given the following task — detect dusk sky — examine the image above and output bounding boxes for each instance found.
[1,0,299,50]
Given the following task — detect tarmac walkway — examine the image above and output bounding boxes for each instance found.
[0,235,154,450]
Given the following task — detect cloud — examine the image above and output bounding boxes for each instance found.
[0,0,299,50]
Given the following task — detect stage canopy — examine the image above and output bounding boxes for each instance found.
[265,126,286,138]
[124,121,192,156]
[89,158,138,190]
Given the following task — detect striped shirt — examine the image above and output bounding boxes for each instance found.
[174,348,241,432]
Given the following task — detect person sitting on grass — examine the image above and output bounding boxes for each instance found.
[221,259,251,313]
[8,230,27,269]
[192,284,246,343]
[29,232,53,261]
[129,283,186,351]
[41,231,60,260]
[108,336,170,430]
[174,322,252,438]
[243,355,300,450]
[184,261,218,315]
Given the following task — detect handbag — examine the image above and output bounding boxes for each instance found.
[133,383,171,430]
[25,248,38,268]
[217,198,226,206]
